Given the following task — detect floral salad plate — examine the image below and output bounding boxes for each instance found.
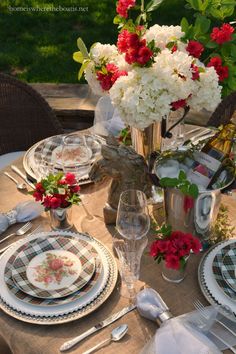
[11,237,95,299]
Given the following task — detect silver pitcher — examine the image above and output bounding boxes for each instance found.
[155,158,235,240]
[164,187,222,239]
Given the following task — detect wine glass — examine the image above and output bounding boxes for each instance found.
[114,189,150,300]
[61,133,92,182]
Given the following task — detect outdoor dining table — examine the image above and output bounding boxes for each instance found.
[0,155,235,354]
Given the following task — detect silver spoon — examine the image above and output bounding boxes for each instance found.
[4,172,28,191]
[82,324,128,354]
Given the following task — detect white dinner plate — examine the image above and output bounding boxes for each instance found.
[200,239,236,319]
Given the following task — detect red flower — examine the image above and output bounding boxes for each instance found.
[191,64,200,81]
[97,63,128,91]
[210,23,234,45]
[165,254,180,270]
[191,237,201,254]
[149,241,160,257]
[117,29,153,66]
[171,99,187,110]
[116,0,135,18]
[43,195,52,208]
[32,191,43,202]
[35,182,45,194]
[50,197,61,209]
[136,45,153,65]
[70,185,80,193]
[64,173,77,185]
[183,196,194,213]
[186,40,204,59]
[171,44,177,53]
[207,56,229,82]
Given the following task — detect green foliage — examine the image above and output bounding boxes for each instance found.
[160,170,199,199]
[210,204,235,244]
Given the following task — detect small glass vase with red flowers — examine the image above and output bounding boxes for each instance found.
[149,224,201,283]
[30,172,81,231]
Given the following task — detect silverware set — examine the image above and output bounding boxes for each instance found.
[3,165,35,191]
[193,299,236,353]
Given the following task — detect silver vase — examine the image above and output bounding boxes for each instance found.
[161,256,189,283]
[131,122,162,159]
[49,206,73,231]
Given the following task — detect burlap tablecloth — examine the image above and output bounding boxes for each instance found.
[0,158,235,354]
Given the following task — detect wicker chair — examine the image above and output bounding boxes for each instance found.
[0,73,63,155]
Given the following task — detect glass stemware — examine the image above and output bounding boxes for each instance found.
[114,189,150,300]
[61,133,92,182]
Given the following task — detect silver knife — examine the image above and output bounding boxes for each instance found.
[11,165,35,189]
[60,304,136,352]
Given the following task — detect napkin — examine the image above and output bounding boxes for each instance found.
[0,200,44,234]
[140,317,222,354]
[137,288,222,354]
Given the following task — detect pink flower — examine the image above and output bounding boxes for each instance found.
[186,40,204,58]
[43,195,52,208]
[116,0,136,18]
[49,258,64,271]
[210,23,234,45]
[136,45,153,65]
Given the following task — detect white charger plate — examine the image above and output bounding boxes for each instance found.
[199,239,236,322]
[0,231,118,324]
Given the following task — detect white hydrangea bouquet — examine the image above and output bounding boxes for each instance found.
[73,0,230,131]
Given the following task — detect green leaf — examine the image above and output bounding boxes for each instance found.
[146,0,164,12]
[78,59,90,80]
[189,184,199,198]
[77,38,89,59]
[227,75,236,90]
[231,44,236,59]
[178,170,187,181]
[181,17,189,33]
[73,51,84,64]
[113,15,125,25]
[159,177,179,188]
[205,41,218,49]
[194,14,211,34]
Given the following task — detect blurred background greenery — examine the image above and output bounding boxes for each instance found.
[0,0,194,83]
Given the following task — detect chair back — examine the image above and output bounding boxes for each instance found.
[0,74,63,154]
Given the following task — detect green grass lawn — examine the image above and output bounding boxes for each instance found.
[0,0,191,83]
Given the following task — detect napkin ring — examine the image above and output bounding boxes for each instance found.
[156,310,173,326]
[5,210,17,225]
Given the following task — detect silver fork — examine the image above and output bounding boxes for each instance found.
[193,300,236,353]
[0,225,41,254]
[194,299,236,338]
[0,222,32,244]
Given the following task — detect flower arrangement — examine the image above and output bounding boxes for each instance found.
[30,172,81,210]
[149,224,201,270]
[72,0,236,130]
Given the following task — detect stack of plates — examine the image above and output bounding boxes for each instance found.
[198,239,236,322]
[23,133,105,184]
[0,231,118,324]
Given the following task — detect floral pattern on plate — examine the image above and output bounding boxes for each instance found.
[11,237,95,299]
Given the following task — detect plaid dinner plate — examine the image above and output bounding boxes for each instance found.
[4,236,104,306]
[212,242,236,301]
[11,237,95,299]
[222,248,236,292]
